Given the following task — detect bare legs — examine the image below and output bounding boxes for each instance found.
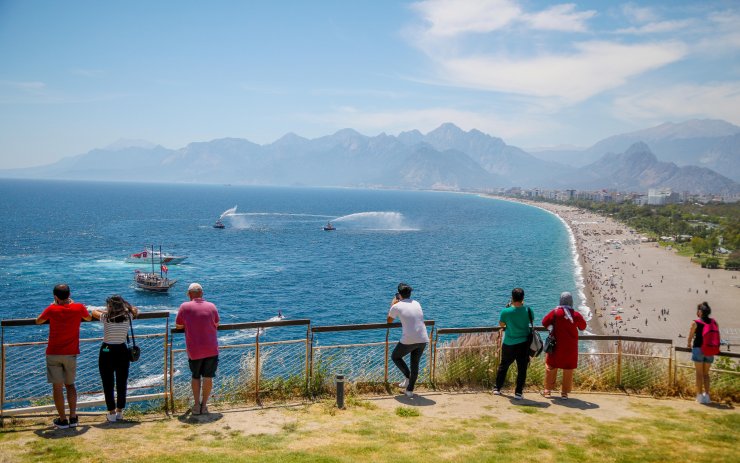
[694,362,711,396]
[52,383,77,420]
[191,377,213,413]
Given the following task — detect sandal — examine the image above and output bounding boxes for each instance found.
[200,404,209,415]
[542,390,552,398]
[560,393,568,400]
[191,405,201,416]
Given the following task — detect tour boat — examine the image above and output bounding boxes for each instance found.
[126,248,187,265]
[133,245,177,293]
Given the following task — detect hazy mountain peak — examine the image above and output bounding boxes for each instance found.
[272,132,309,146]
[104,138,157,150]
[625,141,653,156]
[427,122,465,138]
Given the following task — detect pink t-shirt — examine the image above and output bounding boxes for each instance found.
[175,298,219,360]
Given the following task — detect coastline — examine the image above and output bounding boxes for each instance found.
[485,195,740,346]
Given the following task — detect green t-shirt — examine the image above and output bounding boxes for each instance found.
[499,305,532,346]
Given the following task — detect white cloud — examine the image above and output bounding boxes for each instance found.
[410,0,521,37]
[621,3,657,23]
[522,3,596,32]
[436,40,687,102]
[0,80,46,91]
[616,19,692,35]
[613,82,740,125]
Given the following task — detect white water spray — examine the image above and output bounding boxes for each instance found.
[219,205,237,219]
[332,211,417,231]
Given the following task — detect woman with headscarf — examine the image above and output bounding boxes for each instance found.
[541,292,587,399]
[91,295,138,422]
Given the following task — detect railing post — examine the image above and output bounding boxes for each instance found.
[255,329,261,405]
[384,327,390,390]
[1,326,5,422]
[431,328,438,388]
[616,338,622,386]
[305,324,311,397]
[163,317,169,414]
[668,342,673,387]
[169,331,175,413]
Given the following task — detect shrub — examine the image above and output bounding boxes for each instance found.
[702,257,720,269]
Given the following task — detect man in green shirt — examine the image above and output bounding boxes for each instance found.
[493,287,532,400]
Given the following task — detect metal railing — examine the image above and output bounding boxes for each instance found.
[2,314,739,420]
[1,311,170,417]
[169,319,311,411]
[310,321,435,395]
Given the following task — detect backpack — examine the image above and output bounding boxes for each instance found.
[697,319,720,356]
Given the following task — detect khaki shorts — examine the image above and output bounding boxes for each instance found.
[46,355,77,385]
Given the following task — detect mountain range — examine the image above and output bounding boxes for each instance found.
[1,120,738,196]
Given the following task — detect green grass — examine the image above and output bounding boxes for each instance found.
[394,406,420,417]
[2,397,737,463]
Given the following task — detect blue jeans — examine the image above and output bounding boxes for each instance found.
[691,347,714,364]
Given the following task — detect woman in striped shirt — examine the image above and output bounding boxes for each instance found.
[92,295,138,422]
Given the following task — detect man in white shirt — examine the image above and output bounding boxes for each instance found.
[387,282,429,397]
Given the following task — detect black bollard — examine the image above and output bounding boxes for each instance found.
[336,374,345,409]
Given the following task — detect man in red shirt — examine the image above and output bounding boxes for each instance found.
[36,284,92,429]
[175,282,219,416]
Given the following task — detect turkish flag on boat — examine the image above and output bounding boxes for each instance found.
[161,264,168,273]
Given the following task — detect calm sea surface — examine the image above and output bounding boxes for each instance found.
[0,179,581,342]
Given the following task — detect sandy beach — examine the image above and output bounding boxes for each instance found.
[493,197,739,348]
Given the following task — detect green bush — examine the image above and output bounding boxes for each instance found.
[702,257,720,269]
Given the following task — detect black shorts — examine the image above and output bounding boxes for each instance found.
[188,355,218,378]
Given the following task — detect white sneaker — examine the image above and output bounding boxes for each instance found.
[696,393,704,403]
[404,390,413,398]
[514,393,523,400]
[398,378,409,389]
[492,388,501,395]
[115,410,124,420]
[702,393,711,404]
[106,413,117,422]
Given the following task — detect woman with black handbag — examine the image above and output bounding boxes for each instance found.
[541,292,586,399]
[92,295,138,422]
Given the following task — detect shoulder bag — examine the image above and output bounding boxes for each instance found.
[127,314,141,362]
[544,310,557,354]
[528,306,543,357]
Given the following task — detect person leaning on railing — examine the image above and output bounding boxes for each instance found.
[176,282,220,416]
[493,287,532,400]
[91,295,139,423]
[687,301,720,404]
[35,284,92,429]
[387,282,429,398]
[541,292,587,400]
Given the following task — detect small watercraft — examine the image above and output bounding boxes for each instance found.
[323,222,336,231]
[126,248,187,264]
[213,220,226,229]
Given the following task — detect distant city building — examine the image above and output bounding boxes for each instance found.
[647,188,679,205]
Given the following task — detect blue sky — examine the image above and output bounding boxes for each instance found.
[1,0,739,168]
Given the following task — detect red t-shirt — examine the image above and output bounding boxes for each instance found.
[175,298,220,360]
[39,303,90,355]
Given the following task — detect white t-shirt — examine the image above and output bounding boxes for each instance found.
[388,299,429,344]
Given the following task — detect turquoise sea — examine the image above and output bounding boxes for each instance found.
[0,179,583,341]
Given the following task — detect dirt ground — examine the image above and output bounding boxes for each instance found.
[5,391,735,440]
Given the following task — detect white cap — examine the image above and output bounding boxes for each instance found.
[187,282,203,292]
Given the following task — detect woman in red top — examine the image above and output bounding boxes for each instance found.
[541,292,587,399]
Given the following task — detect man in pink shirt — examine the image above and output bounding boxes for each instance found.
[36,284,92,429]
[175,282,219,415]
